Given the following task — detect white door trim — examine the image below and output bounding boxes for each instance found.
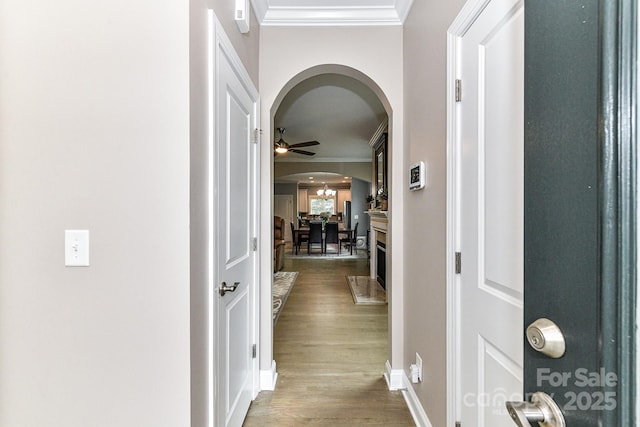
[208,10,261,425]
[446,0,495,425]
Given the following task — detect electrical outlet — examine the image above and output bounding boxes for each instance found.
[416,352,423,382]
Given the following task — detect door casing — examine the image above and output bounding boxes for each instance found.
[208,10,261,426]
[446,0,525,424]
[598,0,637,423]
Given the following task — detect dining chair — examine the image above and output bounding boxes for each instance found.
[324,221,339,254]
[307,221,323,254]
[296,223,309,254]
[340,222,358,255]
[290,222,298,255]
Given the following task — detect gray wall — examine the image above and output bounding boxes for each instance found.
[403,1,466,425]
[350,177,371,238]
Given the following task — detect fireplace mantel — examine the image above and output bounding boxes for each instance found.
[368,211,388,234]
[366,210,388,218]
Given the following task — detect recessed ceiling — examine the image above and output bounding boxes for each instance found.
[276,172,352,185]
[274,73,386,163]
[251,0,414,26]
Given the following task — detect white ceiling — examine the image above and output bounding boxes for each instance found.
[251,0,414,26]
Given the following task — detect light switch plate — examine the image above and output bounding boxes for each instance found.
[65,230,90,267]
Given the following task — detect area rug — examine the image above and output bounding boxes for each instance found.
[285,253,366,260]
[346,276,386,305]
[273,271,298,324]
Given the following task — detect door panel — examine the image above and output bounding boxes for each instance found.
[227,93,251,265]
[214,22,257,427]
[483,9,524,297]
[459,0,524,424]
[225,289,250,415]
[479,339,523,424]
[524,0,600,425]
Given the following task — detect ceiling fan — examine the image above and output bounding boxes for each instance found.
[274,127,319,156]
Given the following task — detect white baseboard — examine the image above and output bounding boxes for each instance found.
[384,360,405,391]
[401,370,434,427]
[259,360,278,391]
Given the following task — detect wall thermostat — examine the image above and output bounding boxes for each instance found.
[409,161,426,191]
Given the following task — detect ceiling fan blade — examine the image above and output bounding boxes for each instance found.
[289,140,320,148]
[289,149,316,156]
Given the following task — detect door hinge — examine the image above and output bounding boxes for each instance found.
[252,237,258,251]
[252,344,257,358]
[455,252,462,274]
[455,79,462,102]
[253,128,261,144]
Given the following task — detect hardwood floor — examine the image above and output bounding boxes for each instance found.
[243,257,415,426]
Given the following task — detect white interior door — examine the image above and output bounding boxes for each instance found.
[457,0,524,425]
[212,14,258,427]
[274,195,294,242]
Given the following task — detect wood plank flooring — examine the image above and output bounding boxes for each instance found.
[243,257,415,426]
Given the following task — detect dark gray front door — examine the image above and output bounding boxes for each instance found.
[523,0,636,426]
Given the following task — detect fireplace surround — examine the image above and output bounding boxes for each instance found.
[368,211,388,294]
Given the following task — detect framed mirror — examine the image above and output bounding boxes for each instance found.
[374,133,387,205]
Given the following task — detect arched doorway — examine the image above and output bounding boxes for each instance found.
[259,64,405,391]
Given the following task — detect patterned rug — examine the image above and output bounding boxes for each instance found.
[273,271,298,324]
[346,275,386,305]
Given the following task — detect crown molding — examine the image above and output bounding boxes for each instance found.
[251,0,269,22]
[250,0,414,26]
[394,0,414,23]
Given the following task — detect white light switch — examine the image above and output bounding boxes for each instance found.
[354,214,359,220]
[65,230,90,267]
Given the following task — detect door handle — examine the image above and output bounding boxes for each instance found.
[505,392,565,427]
[219,281,239,297]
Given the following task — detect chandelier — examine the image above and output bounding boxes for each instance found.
[317,184,335,198]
